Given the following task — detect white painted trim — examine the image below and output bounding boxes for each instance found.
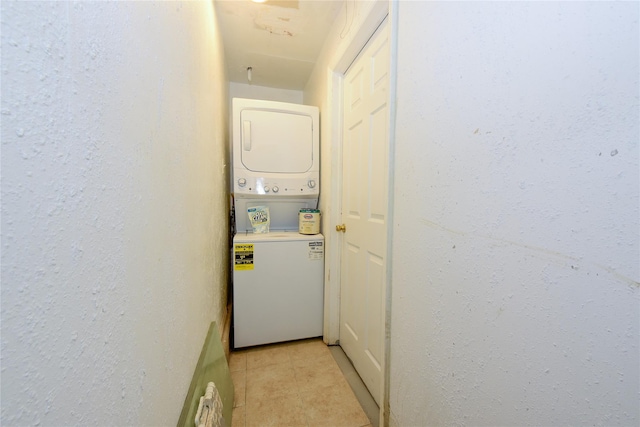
[323,69,344,345]
[382,3,399,426]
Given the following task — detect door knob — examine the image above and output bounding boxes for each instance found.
[336,224,346,232]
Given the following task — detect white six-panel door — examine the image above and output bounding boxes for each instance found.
[339,18,390,406]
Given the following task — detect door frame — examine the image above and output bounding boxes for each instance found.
[324,1,398,425]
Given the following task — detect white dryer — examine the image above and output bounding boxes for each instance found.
[232,97,320,233]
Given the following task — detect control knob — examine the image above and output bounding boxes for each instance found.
[238,178,247,187]
[308,180,316,189]
[272,186,279,193]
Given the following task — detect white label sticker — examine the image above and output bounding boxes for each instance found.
[308,241,324,260]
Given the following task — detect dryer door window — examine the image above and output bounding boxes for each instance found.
[240,109,314,173]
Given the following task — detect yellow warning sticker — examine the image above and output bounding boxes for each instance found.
[234,243,254,271]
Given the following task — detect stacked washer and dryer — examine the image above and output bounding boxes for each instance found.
[231,98,324,349]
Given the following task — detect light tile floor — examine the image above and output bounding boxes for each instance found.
[230,338,373,427]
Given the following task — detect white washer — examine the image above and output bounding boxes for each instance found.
[232,232,324,348]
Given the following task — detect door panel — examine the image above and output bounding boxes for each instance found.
[343,242,363,339]
[339,18,389,406]
[369,105,388,221]
[344,121,363,218]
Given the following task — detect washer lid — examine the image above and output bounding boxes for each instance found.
[234,231,324,243]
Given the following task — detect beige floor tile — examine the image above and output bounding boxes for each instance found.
[293,352,349,394]
[229,351,247,372]
[291,346,335,368]
[301,382,370,427]
[246,362,299,401]
[231,369,246,408]
[245,393,307,427]
[232,339,373,427]
[246,343,291,370]
[287,338,331,363]
[231,405,246,427]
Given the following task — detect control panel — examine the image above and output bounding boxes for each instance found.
[234,176,319,196]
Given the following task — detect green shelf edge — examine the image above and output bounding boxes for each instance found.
[177,321,234,427]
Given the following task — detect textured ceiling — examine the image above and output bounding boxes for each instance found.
[215,0,344,90]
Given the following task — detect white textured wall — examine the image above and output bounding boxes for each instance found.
[390,2,639,426]
[1,1,229,425]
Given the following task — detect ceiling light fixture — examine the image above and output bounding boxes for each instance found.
[251,0,268,3]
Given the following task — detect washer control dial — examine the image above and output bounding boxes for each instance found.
[308,180,316,189]
[238,178,247,187]
[272,186,279,193]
